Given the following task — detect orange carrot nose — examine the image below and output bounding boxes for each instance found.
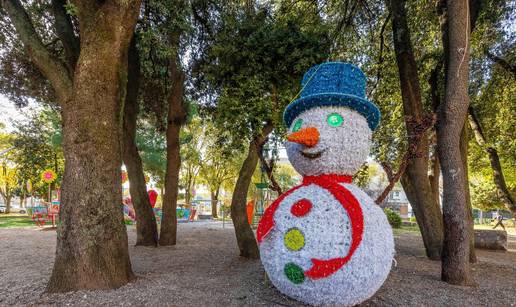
[287,127,320,147]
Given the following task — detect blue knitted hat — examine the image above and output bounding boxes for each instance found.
[283,62,380,131]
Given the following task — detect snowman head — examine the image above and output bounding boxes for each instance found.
[283,62,380,177]
[285,106,371,176]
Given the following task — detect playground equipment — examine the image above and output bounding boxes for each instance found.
[30,169,60,228]
[250,172,276,228]
[31,201,59,228]
[148,189,158,208]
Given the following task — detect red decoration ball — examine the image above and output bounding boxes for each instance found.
[290,199,312,217]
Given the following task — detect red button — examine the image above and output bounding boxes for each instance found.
[291,199,312,217]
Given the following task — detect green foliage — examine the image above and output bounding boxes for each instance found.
[0,0,514,223]
[353,164,370,189]
[11,108,63,197]
[273,164,300,192]
[199,121,242,196]
[0,1,61,107]
[470,176,516,211]
[136,0,192,128]
[64,3,78,16]
[383,208,402,229]
[136,121,167,186]
[199,5,330,149]
[180,116,206,203]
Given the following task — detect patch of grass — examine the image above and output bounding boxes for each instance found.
[475,223,516,235]
[0,215,34,228]
[393,224,421,235]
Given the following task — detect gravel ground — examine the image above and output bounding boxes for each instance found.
[0,222,515,307]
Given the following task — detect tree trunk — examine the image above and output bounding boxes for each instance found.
[231,123,273,259]
[438,0,474,285]
[20,190,26,208]
[185,175,192,205]
[122,37,158,246]
[460,123,476,263]
[159,51,186,246]
[160,186,164,206]
[400,174,443,260]
[468,107,516,217]
[389,0,443,260]
[46,2,140,292]
[5,197,11,213]
[438,0,484,264]
[428,146,440,204]
[211,188,220,219]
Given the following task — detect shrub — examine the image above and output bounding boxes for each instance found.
[384,208,402,228]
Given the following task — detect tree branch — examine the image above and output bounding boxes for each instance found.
[468,106,515,215]
[51,0,80,72]
[369,11,391,96]
[257,144,282,195]
[1,0,73,103]
[486,50,516,78]
[376,114,437,204]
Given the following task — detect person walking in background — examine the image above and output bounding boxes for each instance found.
[493,214,506,231]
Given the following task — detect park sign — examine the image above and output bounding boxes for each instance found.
[41,169,57,184]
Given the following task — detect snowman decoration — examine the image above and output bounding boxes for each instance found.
[257,62,394,306]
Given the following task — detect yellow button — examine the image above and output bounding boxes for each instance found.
[284,228,305,251]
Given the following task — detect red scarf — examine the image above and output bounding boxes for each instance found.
[257,174,364,279]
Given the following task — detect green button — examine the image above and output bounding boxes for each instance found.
[327,113,343,127]
[284,262,305,284]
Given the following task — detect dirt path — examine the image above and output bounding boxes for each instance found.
[0,222,514,306]
[507,234,516,251]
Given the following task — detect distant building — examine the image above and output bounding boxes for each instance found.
[363,184,412,219]
[381,188,411,218]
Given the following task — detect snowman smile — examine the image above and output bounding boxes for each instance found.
[300,148,326,159]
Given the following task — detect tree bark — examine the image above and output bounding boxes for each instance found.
[159,49,186,246]
[231,122,273,259]
[438,0,474,285]
[389,0,443,260]
[468,107,516,217]
[2,196,12,213]
[211,189,219,219]
[6,198,11,213]
[460,123,476,263]
[20,188,26,208]
[438,0,483,264]
[50,0,79,72]
[45,1,141,292]
[428,145,440,205]
[122,37,158,246]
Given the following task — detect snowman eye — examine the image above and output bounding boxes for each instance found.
[327,113,343,127]
[292,118,303,132]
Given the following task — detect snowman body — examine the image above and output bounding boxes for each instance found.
[258,62,394,306]
[259,183,393,306]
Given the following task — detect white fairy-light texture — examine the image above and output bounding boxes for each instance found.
[259,105,395,306]
[285,107,372,177]
[260,183,394,306]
